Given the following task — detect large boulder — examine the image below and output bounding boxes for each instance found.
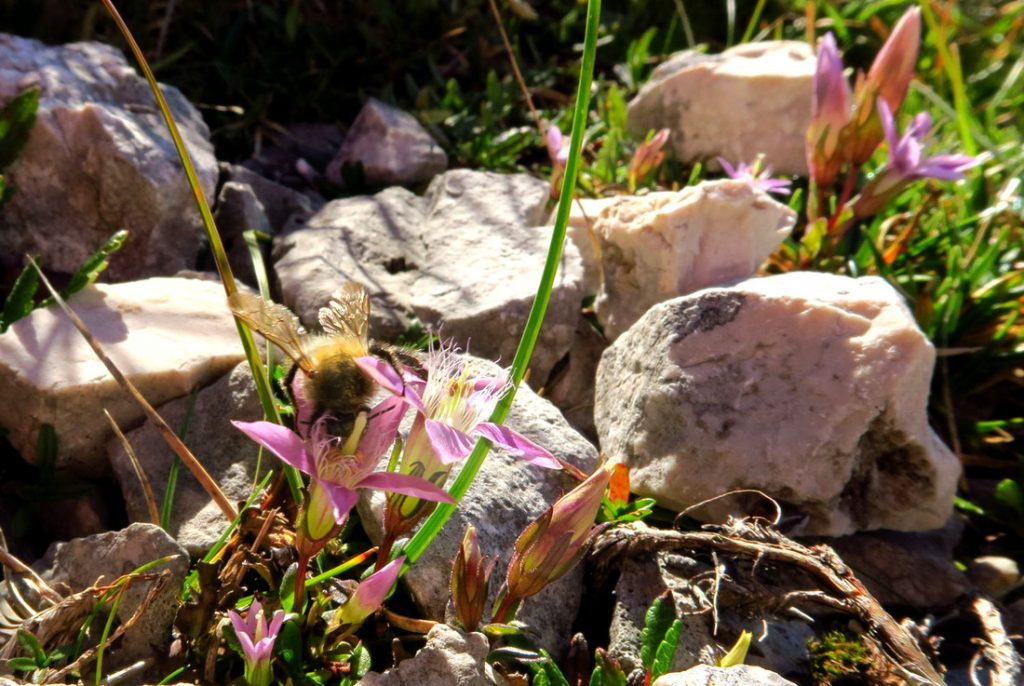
[590,180,795,339]
[0,34,217,279]
[275,169,584,387]
[360,624,497,686]
[653,665,797,686]
[595,272,960,535]
[628,41,814,176]
[0,277,245,475]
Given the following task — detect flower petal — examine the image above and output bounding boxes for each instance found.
[318,481,359,524]
[425,419,478,464]
[355,356,427,412]
[359,395,408,463]
[473,422,561,469]
[358,471,455,503]
[232,421,314,475]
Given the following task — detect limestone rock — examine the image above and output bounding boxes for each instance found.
[275,169,583,386]
[628,41,814,176]
[223,164,319,231]
[823,520,968,609]
[541,318,606,441]
[327,98,447,187]
[213,181,275,288]
[0,278,246,475]
[593,180,795,339]
[595,272,960,535]
[358,355,599,656]
[35,523,188,670]
[108,363,263,555]
[561,196,621,294]
[0,34,216,279]
[968,556,1021,599]
[653,665,798,686]
[360,624,495,686]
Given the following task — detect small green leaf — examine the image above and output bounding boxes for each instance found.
[352,643,373,678]
[280,562,298,613]
[17,630,46,664]
[593,649,628,686]
[36,424,58,478]
[640,593,676,670]
[528,653,570,686]
[718,630,752,667]
[7,656,40,672]
[0,88,40,170]
[275,620,304,672]
[0,256,41,332]
[995,479,1024,516]
[40,229,128,307]
[651,619,682,680]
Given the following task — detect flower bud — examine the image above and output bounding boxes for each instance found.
[450,525,496,632]
[330,557,404,634]
[806,33,850,188]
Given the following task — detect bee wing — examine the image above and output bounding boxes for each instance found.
[319,282,370,348]
[228,292,316,373]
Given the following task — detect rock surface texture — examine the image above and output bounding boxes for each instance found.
[0,277,246,474]
[595,272,960,535]
[359,624,496,686]
[359,356,599,656]
[35,524,188,671]
[108,363,263,555]
[327,97,447,187]
[592,180,795,339]
[276,169,584,386]
[628,41,814,176]
[0,34,217,279]
[652,665,798,686]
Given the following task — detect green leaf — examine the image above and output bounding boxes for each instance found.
[352,643,373,678]
[592,650,628,686]
[995,479,1024,517]
[640,593,676,670]
[718,630,752,667]
[275,620,304,672]
[7,657,40,672]
[651,619,682,680]
[36,424,58,479]
[0,88,40,170]
[40,229,128,307]
[17,630,46,664]
[0,256,41,333]
[280,562,299,613]
[529,653,570,686]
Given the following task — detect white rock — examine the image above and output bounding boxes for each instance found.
[561,195,622,294]
[275,169,584,387]
[595,272,960,535]
[108,363,263,555]
[968,556,1021,599]
[0,277,246,475]
[358,355,599,657]
[628,41,814,176]
[0,34,217,279]
[327,97,447,187]
[593,180,795,339]
[360,624,496,686]
[653,665,797,686]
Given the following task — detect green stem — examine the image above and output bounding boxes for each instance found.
[400,0,602,569]
[98,0,302,501]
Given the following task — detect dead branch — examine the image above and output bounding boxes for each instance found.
[969,595,1021,686]
[589,521,945,685]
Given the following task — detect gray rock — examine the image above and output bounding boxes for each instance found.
[0,278,247,475]
[595,272,960,535]
[35,523,188,670]
[358,355,599,657]
[360,624,495,686]
[108,363,263,556]
[214,181,274,288]
[0,34,216,280]
[823,520,968,609]
[327,98,447,187]
[275,169,583,387]
[653,665,798,686]
[224,164,319,231]
[541,318,606,441]
[628,41,814,176]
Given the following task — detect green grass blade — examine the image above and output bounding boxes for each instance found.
[0,256,40,333]
[160,390,198,531]
[400,0,602,569]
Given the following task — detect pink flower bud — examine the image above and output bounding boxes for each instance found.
[628,128,670,190]
[331,557,404,632]
[450,525,496,632]
[806,33,850,188]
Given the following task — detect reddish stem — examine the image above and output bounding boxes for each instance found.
[491,593,518,625]
[826,165,860,236]
[375,536,395,572]
[294,554,309,610]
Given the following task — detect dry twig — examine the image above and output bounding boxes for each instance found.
[969,595,1022,686]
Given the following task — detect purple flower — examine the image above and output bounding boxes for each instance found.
[330,556,405,632]
[228,599,285,686]
[546,124,570,169]
[718,157,792,196]
[806,32,850,187]
[233,397,453,543]
[357,346,559,469]
[854,100,979,217]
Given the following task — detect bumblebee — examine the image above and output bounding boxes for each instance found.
[229,283,411,437]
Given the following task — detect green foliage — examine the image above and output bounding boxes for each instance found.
[589,649,628,686]
[529,650,572,686]
[8,630,70,682]
[640,593,681,681]
[808,628,874,684]
[717,630,752,668]
[0,87,38,204]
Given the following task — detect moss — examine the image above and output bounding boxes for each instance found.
[807,628,874,685]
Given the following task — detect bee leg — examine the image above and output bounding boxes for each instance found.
[370,342,426,383]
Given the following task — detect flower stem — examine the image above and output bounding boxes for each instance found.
[399,0,602,570]
[294,554,309,611]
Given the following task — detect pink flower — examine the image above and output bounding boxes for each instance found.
[228,599,285,686]
[628,128,670,190]
[546,124,570,169]
[718,157,792,196]
[357,347,559,469]
[233,397,453,542]
[331,556,405,631]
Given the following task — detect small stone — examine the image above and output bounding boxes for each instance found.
[591,180,795,339]
[0,278,246,475]
[34,523,188,671]
[595,272,960,535]
[0,34,217,280]
[824,520,968,609]
[327,98,447,187]
[224,164,319,230]
[653,665,798,686]
[358,355,598,657]
[968,556,1021,599]
[275,169,583,387]
[108,363,263,556]
[246,122,344,183]
[360,624,495,686]
[213,181,275,288]
[628,41,814,176]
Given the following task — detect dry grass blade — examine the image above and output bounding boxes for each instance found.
[27,260,237,521]
[971,595,1022,686]
[104,409,160,525]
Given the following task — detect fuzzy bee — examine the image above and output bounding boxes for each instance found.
[228,283,412,437]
